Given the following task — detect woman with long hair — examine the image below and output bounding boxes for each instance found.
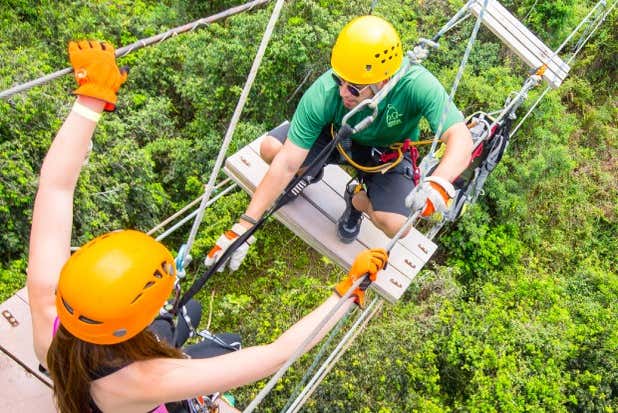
[26,40,388,413]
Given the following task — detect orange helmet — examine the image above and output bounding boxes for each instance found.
[56,230,176,345]
[331,15,403,85]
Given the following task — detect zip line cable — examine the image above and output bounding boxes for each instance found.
[428,0,488,159]
[0,0,271,100]
[179,0,287,267]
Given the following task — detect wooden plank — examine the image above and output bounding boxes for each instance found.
[0,351,55,412]
[240,137,438,266]
[0,293,52,386]
[470,0,569,76]
[470,0,570,86]
[224,139,437,302]
[470,0,570,88]
[317,163,438,260]
[15,287,29,304]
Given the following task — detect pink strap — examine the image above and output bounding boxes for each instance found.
[53,316,60,336]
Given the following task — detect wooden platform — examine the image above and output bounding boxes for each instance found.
[224,133,437,303]
[470,0,570,88]
[0,288,56,412]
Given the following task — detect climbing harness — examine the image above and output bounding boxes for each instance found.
[332,123,433,179]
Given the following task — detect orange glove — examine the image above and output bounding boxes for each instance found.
[405,176,455,217]
[335,248,388,307]
[68,40,127,111]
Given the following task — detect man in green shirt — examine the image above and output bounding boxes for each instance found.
[206,15,472,271]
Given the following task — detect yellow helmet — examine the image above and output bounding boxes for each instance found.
[56,230,176,345]
[331,15,403,85]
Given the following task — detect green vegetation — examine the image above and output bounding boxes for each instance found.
[1,0,616,411]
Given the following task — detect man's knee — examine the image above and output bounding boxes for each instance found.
[260,135,283,164]
[371,211,409,238]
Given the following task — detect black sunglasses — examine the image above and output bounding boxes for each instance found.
[331,73,371,97]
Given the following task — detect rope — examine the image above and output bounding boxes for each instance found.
[431,0,475,43]
[242,275,369,413]
[179,0,287,266]
[155,183,237,242]
[0,0,271,100]
[285,298,384,413]
[280,309,355,413]
[147,178,233,236]
[428,0,489,160]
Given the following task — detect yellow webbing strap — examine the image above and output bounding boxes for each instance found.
[330,124,434,174]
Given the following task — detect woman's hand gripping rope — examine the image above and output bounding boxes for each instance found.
[68,40,128,111]
[334,248,389,307]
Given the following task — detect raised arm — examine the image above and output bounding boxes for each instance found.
[27,40,127,364]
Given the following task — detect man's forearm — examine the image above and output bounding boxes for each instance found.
[431,122,473,182]
[241,155,298,228]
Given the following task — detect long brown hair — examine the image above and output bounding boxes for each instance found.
[47,323,184,413]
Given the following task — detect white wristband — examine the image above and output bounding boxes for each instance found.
[72,102,102,123]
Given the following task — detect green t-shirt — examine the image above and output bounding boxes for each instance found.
[288,66,464,150]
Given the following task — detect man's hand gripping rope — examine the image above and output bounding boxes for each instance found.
[404,175,455,217]
[204,223,256,272]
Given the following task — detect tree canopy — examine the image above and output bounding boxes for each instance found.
[0,0,616,411]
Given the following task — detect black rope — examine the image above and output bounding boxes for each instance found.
[174,124,355,312]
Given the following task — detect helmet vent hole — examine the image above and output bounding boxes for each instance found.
[365,64,372,72]
[131,293,143,304]
[163,262,175,277]
[143,281,156,289]
[153,269,163,279]
[61,297,74,315]
[374,53,380,58]
[78,315,102,325]
[381,59,386,64]
[383,49,388,54]
[113,329,127,338]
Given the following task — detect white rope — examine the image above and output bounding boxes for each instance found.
[427,0,489,159]
[147,178,233,236]
[285,298,384,413]
[180,0,286,266]
[551,0,608,58]
[155,183,237,241]
[0,0,271,100]
[243,276,368,413]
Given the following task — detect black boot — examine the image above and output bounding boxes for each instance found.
[337,183,363,243]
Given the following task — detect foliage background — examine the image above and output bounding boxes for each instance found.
[0,0,616,411]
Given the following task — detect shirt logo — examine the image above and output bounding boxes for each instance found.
[386,104,403,127]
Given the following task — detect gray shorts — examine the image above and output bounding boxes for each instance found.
[268,122,416,216]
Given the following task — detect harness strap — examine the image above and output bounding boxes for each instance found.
[331,124,433,175]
